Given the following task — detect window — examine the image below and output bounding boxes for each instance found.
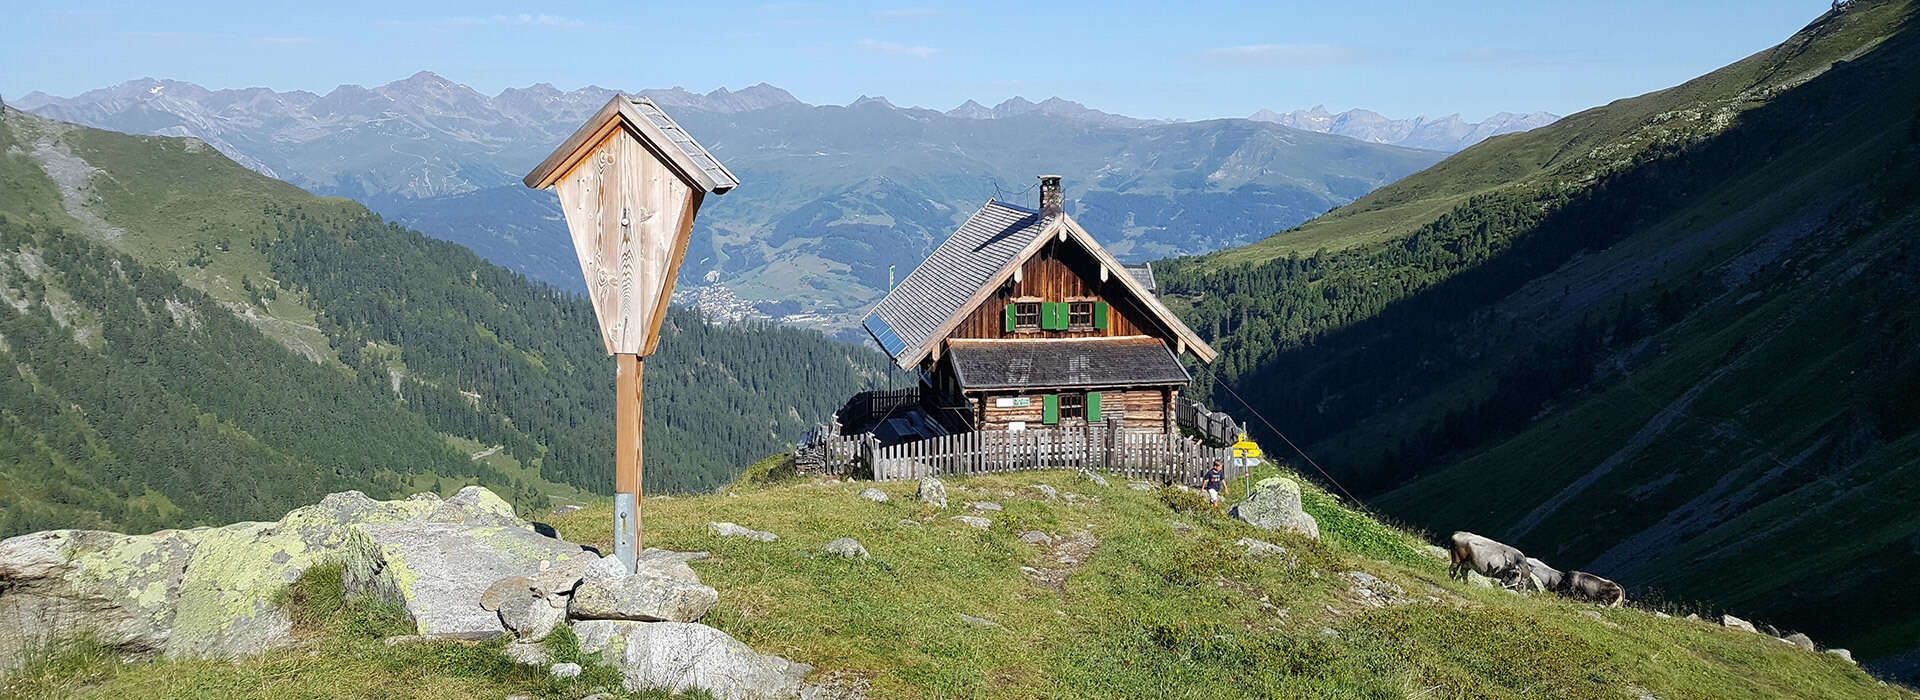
[1014,302,1041,330]
[1068,301,1094,329]
[1058,392,1085,420]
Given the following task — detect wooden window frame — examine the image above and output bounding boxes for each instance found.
[1058,392,1086,421]
[1067,300,1096,330]
[1013,301,1042,331]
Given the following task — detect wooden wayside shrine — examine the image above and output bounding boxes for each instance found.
[524,95,738,572]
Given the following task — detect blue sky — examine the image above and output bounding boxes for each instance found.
[4,1,1829,121]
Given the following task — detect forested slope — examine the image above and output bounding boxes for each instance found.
[1158,0,1920,671]
[0,106,886,537]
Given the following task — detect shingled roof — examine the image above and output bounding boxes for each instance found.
[947,337,1191,390]
[863,200,1050,359]
[523,95,739,193]
[862,198,1216,369]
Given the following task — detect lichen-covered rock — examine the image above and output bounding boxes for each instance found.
[708,522,779,542]
[428,486,524,528]
[966,501,1003,512]
[1784,632,1816,651]
[1722,614,1758,633]
[1229,477,1319,540]
[1829,648,1856,664]
[1077,470,1110,488]
[343,521,589,640]
[823,538,869,559]
[573,620,812,699]
[857,488,888,503]
[1018,531,1053,546]
[1236,538,1289,560]
[551,662,584,679]
[951,516,991,529]
[1030,484,1058,499]
[503,640,552,666]
[569,569,718,623]
[0,488,458,669]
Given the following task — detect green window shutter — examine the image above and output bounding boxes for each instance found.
[1093,301,1110,330]
[1050,302,1068,330]
[1042,394,1059,424]
[1086,392,1103,422]
[1039,302,1056,330]
[1004,303,1016,332]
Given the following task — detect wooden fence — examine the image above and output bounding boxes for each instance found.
[1176,396,1245,445]
[857,425,1237,486]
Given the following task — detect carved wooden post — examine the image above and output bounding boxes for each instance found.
[524,96,738,573]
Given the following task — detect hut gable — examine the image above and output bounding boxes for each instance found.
[862,179,1216,370]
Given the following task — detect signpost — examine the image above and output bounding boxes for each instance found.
[524,96,738,573]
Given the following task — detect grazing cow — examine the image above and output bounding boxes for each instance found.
[1447,531,1527,583]
[1558,570,1627,607]
[1519,557,1565,593]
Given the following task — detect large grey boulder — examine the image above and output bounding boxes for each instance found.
[0,489,451,668]
[916,477,948,509]
[569,565,719,623]
[342,518,590,640]
[574,620,812,699]
[1722,614,1758,633]
[1783,632,1816,651]
[1229,477,1320,540]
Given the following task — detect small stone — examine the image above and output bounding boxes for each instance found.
[1127,481,1154,491]
[859,487,888,503]
[1686,613,1702,621]
[498,594,566,641]
[917,477,948,508]
[1421,545,1449,561]
[707,521,778,542]
[550,504,583,516]
[1654,611,1671,619]
[1722,614,1757,633]
[897,518,922,527]
[1018,531,1053,545]
[549,662,583,679]
[1030,484,1058,499]
[1170,521,1193,533]
[481,575,536,612]
[1783,632,1815,651]
[824,537,870,559]
[1581,610,1604,621]
[1236,538,1288,559]
[1078,469,1110,487]
[966,501,1003,512]
[959,613,999,628]
[1319,627,1340,637]
[951,516,991,529]
[503,640,551,666]
[1829,648,1855,664]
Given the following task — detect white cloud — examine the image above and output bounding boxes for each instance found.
[858,39,939,59]
[1196,43,1370,66]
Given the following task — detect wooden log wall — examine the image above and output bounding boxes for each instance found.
[974,389,1172,431]
[949,238,1170,343]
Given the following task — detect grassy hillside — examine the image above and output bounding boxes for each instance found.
[1157,0,1920,672]
[0,106,887,537]
[6,466,1903,699]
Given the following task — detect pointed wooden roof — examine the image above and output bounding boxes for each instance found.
[523,95,739,193]
[863,202,1217,369]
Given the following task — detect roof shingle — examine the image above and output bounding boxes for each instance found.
[946,337,1190,391]
[862,200,1048,359]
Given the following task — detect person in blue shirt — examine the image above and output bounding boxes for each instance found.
[1202,460,1227,507]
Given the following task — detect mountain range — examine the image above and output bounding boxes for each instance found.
[13,75,1452,334]
[1162,0,1920,679]
[1248,106,1560,152]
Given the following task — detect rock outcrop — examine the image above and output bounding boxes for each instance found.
[575,620,813,699]
[1229,477,1320,540]
[916,477,948,508]
[0,488,482,667]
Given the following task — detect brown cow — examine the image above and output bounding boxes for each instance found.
[1557,570,1626,607]
[1448,531,1527,583]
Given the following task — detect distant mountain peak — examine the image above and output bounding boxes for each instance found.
[1249,106,1558,152]
[849,94,896,109]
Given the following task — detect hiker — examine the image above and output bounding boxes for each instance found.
[1202,460,1228,507]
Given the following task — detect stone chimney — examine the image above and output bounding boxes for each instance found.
[1038,175,1063,219]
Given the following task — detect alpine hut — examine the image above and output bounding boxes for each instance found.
[859,176,1216,441]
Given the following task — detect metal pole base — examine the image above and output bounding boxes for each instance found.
[613,493,638,573]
